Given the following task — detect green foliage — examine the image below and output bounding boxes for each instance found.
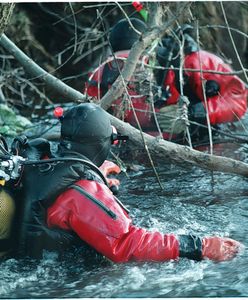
[0,104,32,136]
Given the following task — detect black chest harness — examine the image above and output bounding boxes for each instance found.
[17,154,108,259]
[0,136,109,259]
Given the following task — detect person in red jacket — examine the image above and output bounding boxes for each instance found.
[155,25,248,142]
[17,102,241,263]
[85,19,247,144]
[85,18,157,135]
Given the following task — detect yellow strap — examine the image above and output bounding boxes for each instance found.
[0,179,6,186]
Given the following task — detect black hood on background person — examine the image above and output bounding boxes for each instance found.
[109,17,147,52]
[60,103,113,166]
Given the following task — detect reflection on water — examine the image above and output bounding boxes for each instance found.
[1,145,248,298]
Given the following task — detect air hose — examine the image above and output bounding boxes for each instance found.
[0,154,108,186]
[23,157,108,186]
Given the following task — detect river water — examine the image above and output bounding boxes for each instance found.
[1,143,248,298]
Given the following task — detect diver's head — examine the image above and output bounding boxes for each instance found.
[60,103,114,166]
[109,17,147,52]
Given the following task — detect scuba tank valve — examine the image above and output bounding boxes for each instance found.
[0,155,26,181]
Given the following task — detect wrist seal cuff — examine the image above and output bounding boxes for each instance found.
[179,234,202,261]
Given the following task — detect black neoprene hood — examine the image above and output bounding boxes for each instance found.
[61,103,112,166]
[61,103,112,141]
[109,18,147,52]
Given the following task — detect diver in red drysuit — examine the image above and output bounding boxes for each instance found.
[10,103,241,261]
[155,26,247,128]
[42,103,241,263]
[85,19,247,142]
[85,18,153,132]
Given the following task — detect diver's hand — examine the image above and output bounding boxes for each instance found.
[99,160,121,195]
[202,237,242,261]
[99,160,121,176]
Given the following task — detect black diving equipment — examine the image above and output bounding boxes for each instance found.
[0,153,108,186]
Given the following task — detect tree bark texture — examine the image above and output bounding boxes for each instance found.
[110,114,248,177]
[0,3,15,36]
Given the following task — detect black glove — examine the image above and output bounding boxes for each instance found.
[205,80,220,97]
[179,234,202,261]
[153,86,172,108]
[188,102,206,124]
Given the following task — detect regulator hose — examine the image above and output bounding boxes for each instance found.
[0,155,108,186]
[22,157,108,186]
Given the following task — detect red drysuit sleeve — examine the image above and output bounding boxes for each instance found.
[184,50,247,125]
[47,179,179,263]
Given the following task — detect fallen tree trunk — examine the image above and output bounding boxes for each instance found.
[1,31,248,177]
[111,116,248,177]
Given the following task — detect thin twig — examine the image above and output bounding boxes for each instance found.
[104,53,248,77]
[100,2,191,110]
[15,74,53,105]
[0,34,86,102]
[115,2,142,35]
[98,4,164,189]
[196,21,213,155]
[3,29,248,177]
[176,31,192,148]
[220,2,248,83]
[200,24,248,40]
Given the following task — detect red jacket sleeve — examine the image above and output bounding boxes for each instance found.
[84,64,104,100]
[184,50,247,125]
[46,179,179,263]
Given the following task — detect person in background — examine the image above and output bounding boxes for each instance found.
[3,103,242,262]
[85,18,247,145]
[85,18,156,134]
[155,25,248,143]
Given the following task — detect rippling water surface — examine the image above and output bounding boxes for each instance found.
[1,144,248,298]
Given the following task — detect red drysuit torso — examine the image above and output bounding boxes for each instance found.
[47,179,179,263]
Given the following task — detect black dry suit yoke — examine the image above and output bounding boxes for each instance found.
[14,139,108,259]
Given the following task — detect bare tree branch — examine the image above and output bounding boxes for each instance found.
[100,2,191,110]
[0,34,86,102]
[99,3,165,189]
[220,2,248,83]
[111,114,248,177]
[0,3,15,36]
